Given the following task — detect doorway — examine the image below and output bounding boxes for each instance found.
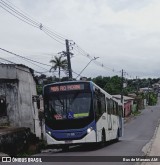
[0,96,7,117]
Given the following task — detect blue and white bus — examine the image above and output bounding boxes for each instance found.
[43,81,123,149]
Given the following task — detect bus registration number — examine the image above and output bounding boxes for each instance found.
[65,140,72,144]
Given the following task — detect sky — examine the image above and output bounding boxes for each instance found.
[0,0,160,79]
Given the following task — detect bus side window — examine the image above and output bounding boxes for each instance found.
[112,100,114,115]
[94,90,105,120]
[107,98,111,114]
[100,93,105,113]
[96,92,102,115]
[94,92,100,120]
[113,101,117,115]
[116,103,119,116]
[97,99,101,114]
[110,100,114,115]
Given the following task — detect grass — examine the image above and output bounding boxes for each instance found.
[132,110,141,116]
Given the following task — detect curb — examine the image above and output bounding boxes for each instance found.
[137,119,160,165]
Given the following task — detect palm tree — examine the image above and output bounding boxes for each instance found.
[50,55,68,81]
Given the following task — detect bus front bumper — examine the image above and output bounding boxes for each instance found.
[46,130,96,145]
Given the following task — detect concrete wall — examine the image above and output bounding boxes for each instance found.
[0,64,41,137]
[16,65,37,132]
[0,65,17,79]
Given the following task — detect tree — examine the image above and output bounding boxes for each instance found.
[92,76,110,89]
[104,76,121,94]
[50,55,68,81]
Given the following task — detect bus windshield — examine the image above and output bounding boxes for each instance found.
[47,92,91,120]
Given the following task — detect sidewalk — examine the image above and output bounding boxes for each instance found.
[140,119,160,165]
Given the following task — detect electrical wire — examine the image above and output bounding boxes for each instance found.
[0,57,42,74]
[0,57,16,64]
[0,3,38,28]
[0,0,39,26]
[43,29,65,45]
[42,27,66,41]
[4,0,67,40]
[0,0,66,44]
[3,0,40,24]
[0,47,51,67]
[73,44,115,71]
[0,48,50,71]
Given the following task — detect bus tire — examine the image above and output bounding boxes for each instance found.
[101,129,106,146]
[62,145,69,151]
[115,128,119,142]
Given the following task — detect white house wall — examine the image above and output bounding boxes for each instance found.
[0,64,40,137]
[16,66,37,133]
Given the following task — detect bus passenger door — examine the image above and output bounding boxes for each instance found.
[94,90,106,142]
[107,99,112,130]
[118,105,124,137]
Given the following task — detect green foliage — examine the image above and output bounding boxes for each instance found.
[104,82,121,95]
[132,110,141,116]
[93,75,121,94]
[36,85,43,95]
[35,73,160,99]
[50,55,68,81]
[147,92,157,105]
[92,76,110,89]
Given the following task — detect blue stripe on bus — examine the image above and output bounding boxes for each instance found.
[89,81,94,93]
[45,121,96,140]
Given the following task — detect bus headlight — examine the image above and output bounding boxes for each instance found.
[47,131,51,135]
[87,127,93,134]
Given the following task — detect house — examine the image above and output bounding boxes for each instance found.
[112,95,134,117]
[152,83,160,93]
[0,64,41,138]
[139,87,153,93]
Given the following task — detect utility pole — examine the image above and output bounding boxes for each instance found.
[121,69,124,103]
[121,69,124,117]
[136,76,139,93]
[65,39,72,80]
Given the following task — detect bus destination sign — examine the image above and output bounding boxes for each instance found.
[50,84,85,92]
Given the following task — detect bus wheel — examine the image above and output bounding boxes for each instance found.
[101,130,106,146]
[62,145,69,152]
[115,129,119,142]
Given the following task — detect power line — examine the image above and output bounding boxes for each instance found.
[42,27,66,41]
[43,29,65,45]
[72,43,139,79]
[0,0,66,44]
[0,0,39,26]
[44,25,67,40]
[0,57,16,64]
[2,0,40,25]
[0,47,51,67]
[0,48,50,71]
[0,57,42,74]
[0,3,38,28]
[4,0,67,40]
[73,43,116,71]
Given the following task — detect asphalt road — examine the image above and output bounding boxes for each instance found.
[2,99,160,165]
